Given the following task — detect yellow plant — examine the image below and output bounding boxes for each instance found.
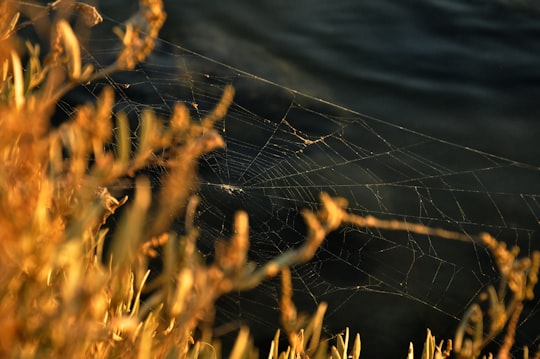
[0,1,537,358]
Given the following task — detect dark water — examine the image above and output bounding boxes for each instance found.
[94,1,540,357]
[154,0,540,165]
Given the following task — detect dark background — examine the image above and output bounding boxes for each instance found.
[90,1,540,357]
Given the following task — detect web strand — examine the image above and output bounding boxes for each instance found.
[64,12,540,353]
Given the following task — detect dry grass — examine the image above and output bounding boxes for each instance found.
[0,1,538,358]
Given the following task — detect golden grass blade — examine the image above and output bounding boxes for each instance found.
[0,11,20,40]
[337,327,349,358]
[331,344,342,359]
[408,342,415,359]
[111,176,151,268]
[57,20,81,80]
[10,51,24,109]
[421,329,435,359]
[305,302,327,354]
[230,327,251,359]
[352,333,361,359]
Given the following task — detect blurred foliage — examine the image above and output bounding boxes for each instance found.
[0,1,537,358]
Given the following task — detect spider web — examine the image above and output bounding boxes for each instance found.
[59,9,540,358]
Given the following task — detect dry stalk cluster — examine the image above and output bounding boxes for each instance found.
[0,1,538,358]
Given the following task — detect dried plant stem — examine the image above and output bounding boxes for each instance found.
[498,302,523,359]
